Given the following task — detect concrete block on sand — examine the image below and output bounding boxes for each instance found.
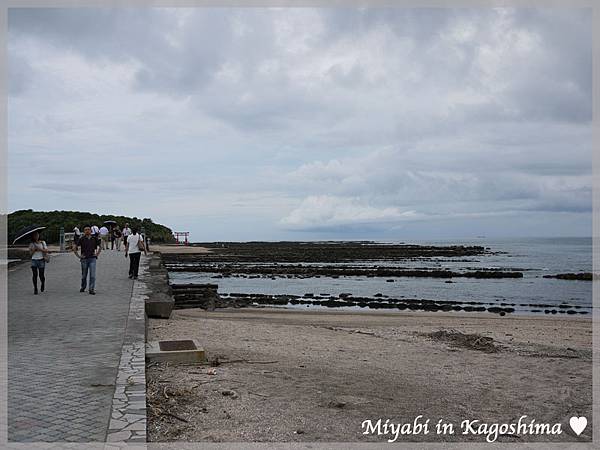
[145,293,174,319]
[146,339,206,364]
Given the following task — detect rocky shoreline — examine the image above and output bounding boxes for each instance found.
[166,282,588,316]
[154,241,591,317]
[543,272,593,281]
[164,262,524,279]
[172,241,493,262]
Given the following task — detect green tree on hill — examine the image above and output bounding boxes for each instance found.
[7,210,175,245]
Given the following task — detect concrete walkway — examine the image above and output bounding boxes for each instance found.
[8,249,139,442]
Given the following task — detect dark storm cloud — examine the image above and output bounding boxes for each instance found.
[9,8,175,61]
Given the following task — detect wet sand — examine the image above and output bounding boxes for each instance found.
[146,308,592,443]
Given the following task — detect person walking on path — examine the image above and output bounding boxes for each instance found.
[111,225,122,251]
[121,223,131,244]
[91,224,100,237]
[125,227,146,279]
[73,225,101,295]
[99,225,109,250]
[29,231,49,295]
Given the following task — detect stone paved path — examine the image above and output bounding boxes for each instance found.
[8,249,136,442]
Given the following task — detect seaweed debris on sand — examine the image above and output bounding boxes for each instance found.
[424,329,499,353]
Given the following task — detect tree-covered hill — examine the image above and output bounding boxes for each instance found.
[8,210,175,245]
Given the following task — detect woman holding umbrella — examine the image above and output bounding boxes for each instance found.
[29,230,49,295]
[12,225,49,295]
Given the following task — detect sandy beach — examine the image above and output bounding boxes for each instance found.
[146,308,592,443]
[150,245,212,254]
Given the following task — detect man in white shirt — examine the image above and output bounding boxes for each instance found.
[125,227,147,279]
[99,225,109,250]
[122,223,132,243]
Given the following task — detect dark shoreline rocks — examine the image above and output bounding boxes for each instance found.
[543,273,593,281]
[165,241,491,263]
[165,283,589,316]
[163,263,524,279]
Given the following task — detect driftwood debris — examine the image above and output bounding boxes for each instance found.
[160,410,189,423]
[216,358,279,365]
[247,391,270,398]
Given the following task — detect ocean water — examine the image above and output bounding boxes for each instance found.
[168,237,592,315]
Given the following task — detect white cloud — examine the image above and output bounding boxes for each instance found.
[280,195,419,230]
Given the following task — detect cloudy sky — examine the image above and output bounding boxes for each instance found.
[8,7,592,241]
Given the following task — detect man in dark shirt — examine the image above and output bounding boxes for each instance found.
[73,225,101,294]
[111,225,122,251]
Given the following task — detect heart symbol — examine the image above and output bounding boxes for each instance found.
[569,416,587,436]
